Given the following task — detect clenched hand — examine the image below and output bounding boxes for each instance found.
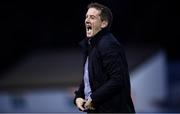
[75,98,86,111]
[84,97,95,110]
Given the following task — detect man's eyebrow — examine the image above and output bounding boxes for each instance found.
[90,15,96,17]
[86,14,96,18]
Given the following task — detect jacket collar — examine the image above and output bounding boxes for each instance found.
[89,28,109,47]
[79,28,109,50]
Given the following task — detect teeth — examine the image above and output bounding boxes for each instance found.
[87,26,91,31]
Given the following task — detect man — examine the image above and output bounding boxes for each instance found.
[74,2,135,113]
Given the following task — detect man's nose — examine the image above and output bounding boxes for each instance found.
[85,17,90,23]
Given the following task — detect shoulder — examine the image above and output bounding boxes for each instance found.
[97,33,123,53]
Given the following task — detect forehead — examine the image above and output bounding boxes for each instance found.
[86,8,101,16]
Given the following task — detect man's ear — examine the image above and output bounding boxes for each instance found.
[101,21,108,28]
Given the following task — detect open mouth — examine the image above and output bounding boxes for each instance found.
[86,24,93,37]
[86,25,92,32]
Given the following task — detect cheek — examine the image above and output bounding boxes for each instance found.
[91,20,102,32]
[93,24,101,32]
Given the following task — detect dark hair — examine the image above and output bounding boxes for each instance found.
[87,2,113,30]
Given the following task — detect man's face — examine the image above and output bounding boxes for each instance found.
[85,8,107,38]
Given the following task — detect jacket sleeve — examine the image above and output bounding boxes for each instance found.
[73,79,85,105]
[91,44,130,106]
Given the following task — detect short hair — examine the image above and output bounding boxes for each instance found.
[87,2,113,30]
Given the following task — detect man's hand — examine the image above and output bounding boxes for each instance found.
[75,98,86,111]
[84,97,95,110]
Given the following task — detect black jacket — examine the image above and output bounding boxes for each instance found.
[74,29,135,113]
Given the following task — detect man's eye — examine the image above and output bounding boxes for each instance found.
[91,16,95,19]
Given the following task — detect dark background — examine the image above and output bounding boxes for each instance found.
[0,0,179,72]
[0,0,180,112]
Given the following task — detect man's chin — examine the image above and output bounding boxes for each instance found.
[86,35,93,38]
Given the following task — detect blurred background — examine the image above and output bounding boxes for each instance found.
[0,0,179,113]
